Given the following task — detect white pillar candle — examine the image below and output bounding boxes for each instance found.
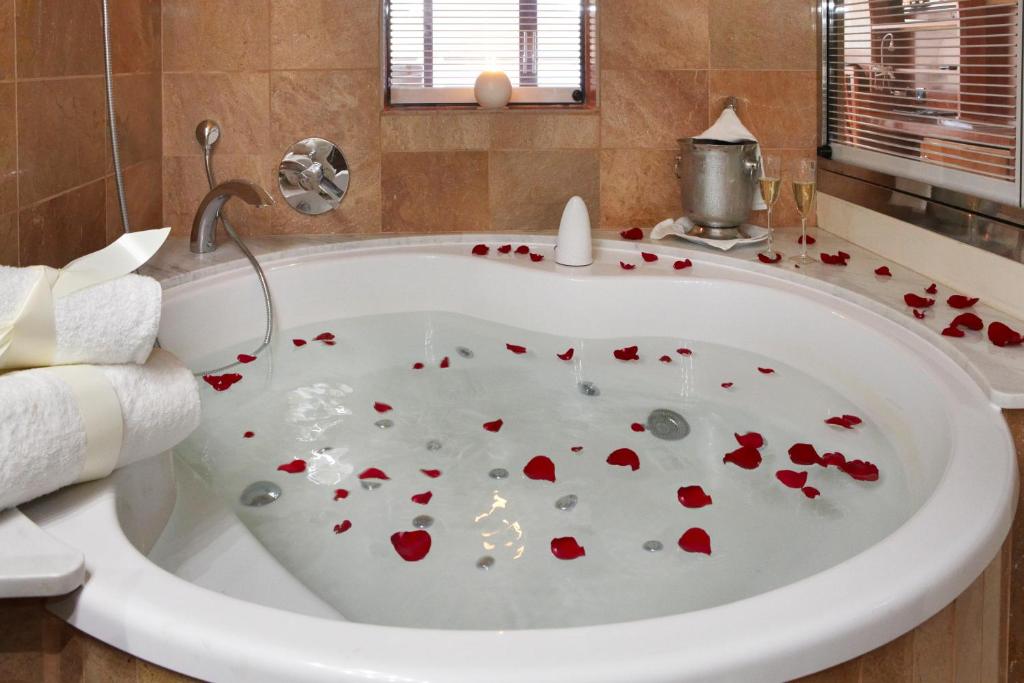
[474,70,512,109]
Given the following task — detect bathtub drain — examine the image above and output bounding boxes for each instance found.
[647,409,690,441]
[240,481,281,507]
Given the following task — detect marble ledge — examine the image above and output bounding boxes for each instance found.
[143,226,1024,408]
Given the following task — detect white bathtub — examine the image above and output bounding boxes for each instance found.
[22,234,1017,682]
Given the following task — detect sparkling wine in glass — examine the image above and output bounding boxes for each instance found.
[791,159,817,263]
[757,154,782,262]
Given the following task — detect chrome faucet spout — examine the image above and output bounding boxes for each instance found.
[191,180,274,254]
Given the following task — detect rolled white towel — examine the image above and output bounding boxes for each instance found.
[0,349,200,510]
[0,267,161,367]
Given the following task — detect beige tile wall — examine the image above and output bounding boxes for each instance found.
[0,0,163,268]
[160,0,820,238]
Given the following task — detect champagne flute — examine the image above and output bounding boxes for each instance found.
[757,154,782,262]
[791,159,817,263]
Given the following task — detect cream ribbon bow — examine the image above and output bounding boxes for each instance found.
[0,228,170,373]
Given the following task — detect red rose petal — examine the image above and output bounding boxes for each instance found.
[776,469,808,489]
[411,491,433,505]
[802,486,820,499]
[322,340,337,346]
[472,244,490,256]
[506,343,528,354]
[292,338,307,347]
[758,252,782,264]
[818,452,845,469]
[570,446,584,453]
[678,528,711,555]
[523,455,556,482]
[989,322,1024,347]
[607,447,640,471]
[942,326,966,338]
[788,443,822,466]
[391,530,432,561]
[243,431,255,438]
[721,382,733,388]
[333,520,352,534]
[515,245,530,255]
[277,459,306,474]
[358,467,390,480]
[925,283,938,294]
[483,418,504,432]
[631,422,646,432]
[620,227,644,240]
[551,536,586,560]
[497,244,512,254]
[797,234,817,245]
[677,485,713,508]
[948,295,979,309]
[314,332,335,341]
[620,261,637,270]
[237,353,257,364]
[757,367,775,374]
[913,309,926,320]
[904,293,935,308]
[529,253,544,262]
[676,347,692,356]
[874,266,892,277]
[420,469,442,478]
[373,401,393,413]
[641,252,658,263]
[202,373,243,392]
[952,313,984,331]
[659,355,672,363]
[723,446,762,469]
[557,347,575,361]
[439,356,450,368]
[613,345,640,361]
[820,251,850,266]
[412,362,425,369]
[734,431,764,449]
[825,414,862,429]
[674,259,693,270]
[333,489,349,500]
[840,459,880,482]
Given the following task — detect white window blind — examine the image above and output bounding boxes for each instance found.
[386,0,589,105]
[826,0,1022,205]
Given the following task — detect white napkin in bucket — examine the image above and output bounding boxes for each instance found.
[695,106,766,211]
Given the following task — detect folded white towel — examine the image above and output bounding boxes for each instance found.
[0,349,200,509]
[697,106,766,211]
[0,268,161,367]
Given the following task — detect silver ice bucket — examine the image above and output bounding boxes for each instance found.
[674,138,759,237]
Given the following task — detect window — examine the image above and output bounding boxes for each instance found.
[824,0,1022,205]
[385,0,593,106]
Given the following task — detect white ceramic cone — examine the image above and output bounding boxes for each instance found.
[555,196,593,267]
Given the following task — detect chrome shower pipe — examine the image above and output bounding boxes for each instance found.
[102,0,130,234]
[196,120,275,353]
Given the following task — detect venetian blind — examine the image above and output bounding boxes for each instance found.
[386,0,589,105]
[826,0,1022,204]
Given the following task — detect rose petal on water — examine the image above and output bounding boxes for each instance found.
[292,339,307,347]
[613,345,640,361]
[358,467,390,480]
[373,401,393,413]
[471,244,489,256]
[391,530,432,561]
[506,343,527,354]
[497,244,512,254]
[642,252,658,263]
[904,293,935,308]
[333,489,349,500]
[420,469,442,478]
[523,455,556,482]
[678,528,711,555]
[483,418,504,432]
[925,283,938,295]
[952,313,984,331]
[333,520,352,534]
[734,432,764,449]
[620,261,636,270]
[677,485,713,508]
[674,259,693,270]
[411,491,433,505]
[607,447,640,471]
[237,353,256,364]
[620,227,644,240]
[874,266,892,277]
[948,295,979,309]
[557,348,575,361]
[989,321,1024,347]
[788,443,821,466]
[776,469,809,489]
[277,459,306,474]
[802,487,820,499]
[723,446,762,469]
[550,536,586,559]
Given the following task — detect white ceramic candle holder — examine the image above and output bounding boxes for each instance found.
[474,70,512,109]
